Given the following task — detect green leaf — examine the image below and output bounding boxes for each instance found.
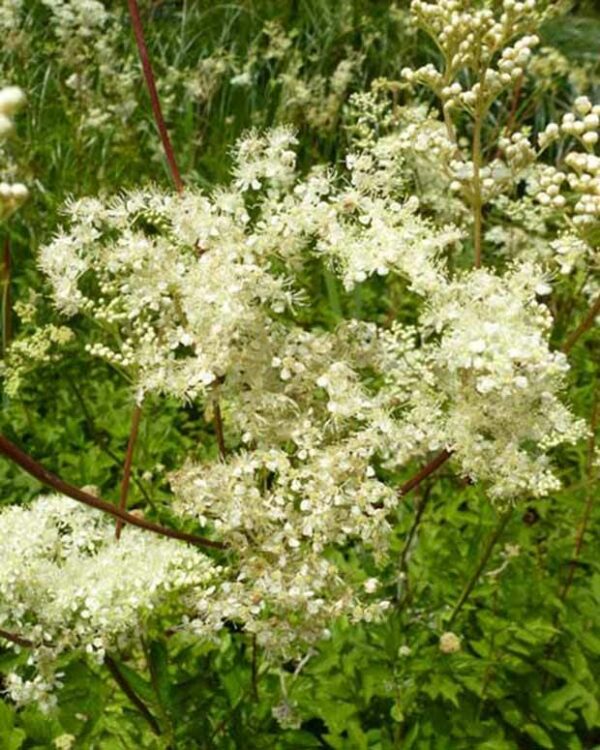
[148,640,172,712]
[522,723,554,748]
[18,708,62,743]
[390,703,404,723]
[479,741,515,750]
[0,705,14,735]
[317,700,357,734]
[0,728,26,750]
[542,683,586,714]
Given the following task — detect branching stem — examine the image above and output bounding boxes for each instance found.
[0,627,33,647]
[0,434,225,549]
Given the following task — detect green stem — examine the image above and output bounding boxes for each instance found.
[472,106,484,269]
[447,511,512,627]
[105,654,162,737]
[116,402,143,539]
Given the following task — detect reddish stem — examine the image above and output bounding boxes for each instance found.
[213,398,227,460]
[561,292,600,355]
[493,73,523,160]
[0,627,162,736]
[398,449,452,497]
[127,0,184,193]
[373,449,452,510]
[116,403,143,540]
[0,627,33,647]
[105,654,162,735]
[123,0,187,540]
[559,392,598,603]
[0,434,225,549]
[2,236,12,354]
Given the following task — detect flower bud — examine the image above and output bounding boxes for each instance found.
[439,632,461,653]
[0,86,25,116]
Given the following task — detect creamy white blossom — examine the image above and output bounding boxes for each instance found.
[1,0,594,714]
[0,85,28,220]
[0,495,216,709]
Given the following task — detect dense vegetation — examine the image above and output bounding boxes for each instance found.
[0,1,599,748]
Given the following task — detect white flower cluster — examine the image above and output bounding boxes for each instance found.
[38,123,459,403]
[0,0,593,725]
[39,181,297,402]
[439,631,461,654]
[0,324,74,397]
[0,495,216,711]
[539,96,600,149]
[35,123,584,505]
[167,320,426,650]
[396,0,552,274]
[1,1,147,145]
[417,264,586,499]
[535,96,600,226]
[314,183,461,294]
[0,86,28,221]
[0,0,22,37]
[40,0,109,41]
[4,0,592,709]
[403,0,540,112]
[232,126,298,192]
[397,0,598,279]
[173,446,393,652]
[550,233,593,276]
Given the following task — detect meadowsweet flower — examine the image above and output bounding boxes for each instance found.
[415,263,586,499]
[0,86,25,117]
[5,0,592,704]
[0,325,74,397]
[0,85,27,219]
[439,631,461,654]
[32,119,584,509]
[54,735,76,750]
[0,495,216,708]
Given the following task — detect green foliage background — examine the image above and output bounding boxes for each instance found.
[0,1,599,748]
